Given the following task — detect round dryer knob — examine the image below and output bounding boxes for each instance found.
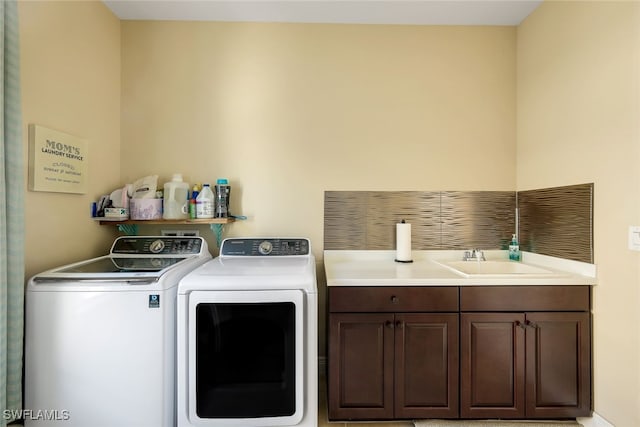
[149,239,165,254]
[258,240,273,255]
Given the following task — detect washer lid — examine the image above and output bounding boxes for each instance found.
[59,256,185,273]
[31,255,195,282]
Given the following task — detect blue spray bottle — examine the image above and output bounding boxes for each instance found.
[509,234,521,261]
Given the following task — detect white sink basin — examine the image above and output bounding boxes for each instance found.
[436,260,564,278]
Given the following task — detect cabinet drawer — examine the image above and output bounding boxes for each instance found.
[329,286,458,312]
[460,286,590,312]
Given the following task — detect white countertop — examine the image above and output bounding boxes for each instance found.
[324,250,597,286]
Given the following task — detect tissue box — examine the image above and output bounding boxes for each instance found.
[104,207,129,219]
[130,198,163,220]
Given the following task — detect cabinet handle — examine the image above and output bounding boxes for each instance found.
[385,320,394,329]
[514,320,525,329]
[390,295,399,303]
[525,320,537,328]
[395,320,403,329]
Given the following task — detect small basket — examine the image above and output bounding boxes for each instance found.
[130,198,163,220]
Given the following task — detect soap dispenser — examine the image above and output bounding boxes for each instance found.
[509,234,521,261]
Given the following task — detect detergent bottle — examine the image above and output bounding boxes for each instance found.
[163,173,189,220]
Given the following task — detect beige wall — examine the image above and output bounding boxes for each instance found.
[22,2,640,424]
[121,22,516,360]
[517,1,640,426]
[19,0,121,279]
[120,22,516,254]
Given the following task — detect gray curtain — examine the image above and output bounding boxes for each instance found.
[0,1,25,425]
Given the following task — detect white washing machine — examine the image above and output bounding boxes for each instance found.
[25,236,211,427]
[177,238,317,427]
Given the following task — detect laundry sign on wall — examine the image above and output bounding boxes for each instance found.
[28,124,88,194]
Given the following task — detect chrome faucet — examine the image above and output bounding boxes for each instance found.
[463,249,485,261]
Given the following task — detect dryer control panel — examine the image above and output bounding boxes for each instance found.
[221,238,310,256]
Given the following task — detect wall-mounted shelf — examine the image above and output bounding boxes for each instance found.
[97,218,234,226]
[97,217,236,246]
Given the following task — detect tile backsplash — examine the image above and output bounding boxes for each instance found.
[324,183,593,263]
[518,184,593,263]
[324,191,516,251]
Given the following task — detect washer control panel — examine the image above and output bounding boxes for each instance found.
[110,237,204,255]
[221,238,310,256]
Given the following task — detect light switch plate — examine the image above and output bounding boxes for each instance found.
[629,226,640,251]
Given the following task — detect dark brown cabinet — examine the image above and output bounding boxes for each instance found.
[328,313,394,420]
[460,312,526,418]
[460,286,592,419]
[395,313,459,419]
[327,284,592,422]
[328,287,459,420]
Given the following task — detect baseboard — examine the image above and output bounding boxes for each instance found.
[578,412,615,427]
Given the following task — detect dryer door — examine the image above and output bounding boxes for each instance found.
[186,290,304,427]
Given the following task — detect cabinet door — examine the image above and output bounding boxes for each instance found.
[395,313,459,419]
[525,312,591,418]
[328,313,394,420]
[460,313,526,419]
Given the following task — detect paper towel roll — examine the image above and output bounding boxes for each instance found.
[395,221,413,263]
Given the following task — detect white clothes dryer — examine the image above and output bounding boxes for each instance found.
[25,236,211,427]
[177,238,317,427]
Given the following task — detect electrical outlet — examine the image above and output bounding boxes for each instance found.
[628,226,640,251]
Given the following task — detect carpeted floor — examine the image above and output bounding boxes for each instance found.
[414,420,582,427]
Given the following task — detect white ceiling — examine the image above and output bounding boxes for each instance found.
[102,0,543,26]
